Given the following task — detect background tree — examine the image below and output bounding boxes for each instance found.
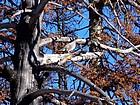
[0,0,140,105]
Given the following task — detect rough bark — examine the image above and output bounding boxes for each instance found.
[89,0,104,52]
[13,0,42,104]
[88,1,105,104]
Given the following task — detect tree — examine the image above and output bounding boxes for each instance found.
[0,0,140,105]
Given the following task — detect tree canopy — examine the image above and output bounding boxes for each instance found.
[0,0,140,105]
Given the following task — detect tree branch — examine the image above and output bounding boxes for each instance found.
[7,0,18,7]
[108,0,122,27]
[0,23,17,30]
[37,65,112,102]
[29,0,49,27]
[0,56,12,64]
[39,37,140,56]
[48,1,89,20]
[10,9,32,22]
[0,66,17,86]
[98,43,140,56]
[38,52,102,65]
[128,0,140,10]
[0,35,15,44]
[39,36,77,47]
[18,88,113,105]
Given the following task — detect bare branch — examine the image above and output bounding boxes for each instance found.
[0,23,17,30]
[38,65,111,102]
[0,56,12,64]
[48,1,89,20]
[39,52,102,65]
[39,37,140,56]
[128,0,140,9]
[7,0,18,7]
[29,0,49,27]
[98,43,140,56]
[0,66,17,86]
[59,40,76,52]
[39,37,77,47]
[18,88,113,105]
[88,38,140,56]
[108,0,122,27]
[58,53,73,65]
[0,35,15,44]
[10,9,32,21]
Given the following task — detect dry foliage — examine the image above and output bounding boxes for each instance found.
[0,0,140,105]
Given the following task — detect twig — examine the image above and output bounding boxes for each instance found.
[68,90,75,99]
[108,0,122,27]
[128,0,140,10]
[48,1,89,20]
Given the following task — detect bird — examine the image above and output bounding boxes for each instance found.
[59,40,76,52]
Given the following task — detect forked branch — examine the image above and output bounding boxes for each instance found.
[38,65,111,102]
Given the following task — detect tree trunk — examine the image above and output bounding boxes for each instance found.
[13,1,42,104]
[89,1,104,52]
[88,1,104,104]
